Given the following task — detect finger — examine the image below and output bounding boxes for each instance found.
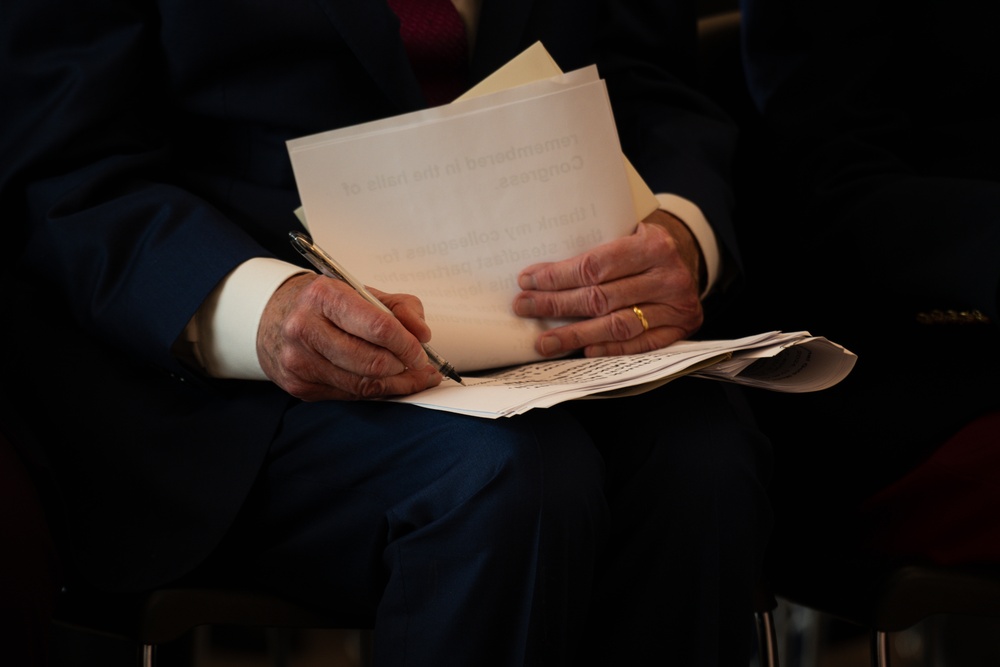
[513,271,669,319]
[518,234,647,292]
[533,303,702,357]
[283,362,442,402]
[258,274,441,400]
[514,224,700,321]
[532,305,648,356]
[309,318,427,378]
[311,279,431,371]
[585,327,689,357]
[272,323,441,400]
[309,364,442,401]
[372,287,433,344]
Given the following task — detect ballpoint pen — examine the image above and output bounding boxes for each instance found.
[288,230,465,385]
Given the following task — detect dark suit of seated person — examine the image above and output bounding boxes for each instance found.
[738,0,1000,574]
[0,1,773,664]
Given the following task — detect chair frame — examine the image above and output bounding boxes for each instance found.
[770,564,1000,667]
[53,585,373,667]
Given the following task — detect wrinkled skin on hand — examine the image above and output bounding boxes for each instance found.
[257,272,442,401]
[512,209,705,358]
[258,210,703,399]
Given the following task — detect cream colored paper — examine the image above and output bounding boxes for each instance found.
[458,42,661,221]
[392,332,857,418]
[289,70,636,372]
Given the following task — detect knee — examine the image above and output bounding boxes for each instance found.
[388,411,607,542]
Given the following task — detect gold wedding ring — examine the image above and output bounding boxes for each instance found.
[632,305,650,332]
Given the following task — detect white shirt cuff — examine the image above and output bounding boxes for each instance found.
[190,257,309,380]
[654,193,721,298]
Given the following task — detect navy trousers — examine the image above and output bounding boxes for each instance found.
[208,379,772,667]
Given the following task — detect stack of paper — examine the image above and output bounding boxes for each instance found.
[390,331,856,418]
[288,50,650,372]
[286,43,858,418]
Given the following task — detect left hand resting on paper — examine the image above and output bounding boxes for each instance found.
[512,209,704,357]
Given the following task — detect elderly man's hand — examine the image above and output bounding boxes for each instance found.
[257,273,442,401]
[512,209,704,357]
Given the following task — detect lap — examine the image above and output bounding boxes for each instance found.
[206,379,771,621]
[259,379,768,523]
[253,377,764,512]
[211,400,605,618]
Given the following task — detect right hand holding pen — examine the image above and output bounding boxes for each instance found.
[257,273,442,401]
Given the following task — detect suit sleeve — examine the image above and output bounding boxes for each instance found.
[743,0,1000,326]
[0,0,272,375]
[595,0,743,307]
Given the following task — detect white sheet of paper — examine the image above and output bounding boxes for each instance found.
[288,70,636,372]
[456,42,660,221]
[389,331,857,418]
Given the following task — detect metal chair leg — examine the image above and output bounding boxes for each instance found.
[755,608,780,667]
[141,644,155,667]
[871,629,891,667]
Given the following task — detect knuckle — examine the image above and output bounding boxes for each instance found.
[634,335,663,354]
[656,232,677,256]
[303,275,337,306]
[577,253,604,285]
[676,269,700,295]
[279,307,311,341]
[355,377,388,399]
[673,305,704,339]
[680,297,705,326]
[365,310,398,341]
[279,354,309,380]
[534,293,561,317]
[584,286,611,315]
[398,293,423,311]
[607,311,635,341]
[283,377,323,402]
[361,352,397,377]
[646,223,676,254]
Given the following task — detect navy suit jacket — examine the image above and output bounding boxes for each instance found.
[738,0,1000,498]
[1,0,739,590]
[742,0,1000,329]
